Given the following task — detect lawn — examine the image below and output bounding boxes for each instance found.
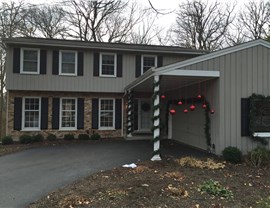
[28,156,270,208]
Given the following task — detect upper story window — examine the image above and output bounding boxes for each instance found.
[99,99,115,129]
[59,51,77,75]
[60,98,77,130]
[100,53,116,77]
[20,48,40,74]
[142,55,157,74]
[22,97,40,130]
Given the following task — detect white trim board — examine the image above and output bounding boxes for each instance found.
[159,69,220,77]
[253,132,270,138]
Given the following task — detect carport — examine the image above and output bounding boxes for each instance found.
[125,61,220,161]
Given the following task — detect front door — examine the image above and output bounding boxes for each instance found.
[138,99,151,132]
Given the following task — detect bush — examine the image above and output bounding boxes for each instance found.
[64,134,75,140]
[47,133,57,141]
[1,136,14,145]
[32,134,44,143]
[257,196,270,208]
[78,134,90,140]
[222,146,242,164]
[91,133,101,140]
[247,147,270,167]
[19,134,33,144]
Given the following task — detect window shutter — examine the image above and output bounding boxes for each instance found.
[13,48,20,73]
[40,50,47,74]
[14,97,22,130]
[93,53,100,76]
[52,98,60,129]
[241,98,250,136]
[133,99,138,130]
[135,55,141,78]
[117,54,123,77]
[41,97,48,129]
[52,50,59,75]
[92,98,99,129]
[77,52,84,76]
[115,99,122,129]
[77,98,84,129]
[157,56,163,67]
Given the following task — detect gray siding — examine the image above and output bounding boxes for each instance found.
[177,45,270,154]
[6,47,191,93]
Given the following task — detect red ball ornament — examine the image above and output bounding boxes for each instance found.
[161,95,166,99]
[183,109,188,113]
[169,108,176,115]
[202,103,207,109]
[190,105,196,111]
[197,94,202,99]
[210,109,215,114]
[178,101,183,105]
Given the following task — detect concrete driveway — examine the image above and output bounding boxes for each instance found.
[0,140,207,208]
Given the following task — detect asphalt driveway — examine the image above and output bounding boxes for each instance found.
[0,140,207,208]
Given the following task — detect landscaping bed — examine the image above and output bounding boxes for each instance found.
[28,156,270,208]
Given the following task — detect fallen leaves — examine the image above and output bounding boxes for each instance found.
[176,157,226,169]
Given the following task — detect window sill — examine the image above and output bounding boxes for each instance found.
[20,72,40,75]
[99,75,117,78]
[253,132,270,137]
[59,128,77,131]
[98,127,115,131]
[59,73,77,76]
[21,128,40,131]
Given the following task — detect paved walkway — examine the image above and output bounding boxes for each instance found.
[0,140,207,208]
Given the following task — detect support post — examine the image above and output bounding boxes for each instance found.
[127,90,133,137]
[151,75,161,161]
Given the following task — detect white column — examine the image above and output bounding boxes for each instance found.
[127,90,133,137]
[151,75,161,161]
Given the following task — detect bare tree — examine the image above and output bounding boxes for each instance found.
[238,0,270,40]
[171,0,234,51]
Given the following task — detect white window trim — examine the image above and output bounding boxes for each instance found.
[22,97,41,131]
[59,97,77,130]
[253,132,270,137]
[141,55,157,75]
[98,98,115,130]
[20,48,40,74]
[99,53,117,77]
[59,50,78,76]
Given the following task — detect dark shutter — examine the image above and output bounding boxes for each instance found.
[135,55,141,78]
[13,48,20,73]
[40,50,47,74]
[41,97,48,129]
[241,98,250,136]
[133,99,138,130]
[93,53,100,76]
[92,98,99,129]
[115,99,122,129]
[14,97,22,130]
[52,98,60,129]
[117,54,123,77]
[77,98,84,129]
[77,52,84,76]
[157,56,163,67]
[52,50,59,75]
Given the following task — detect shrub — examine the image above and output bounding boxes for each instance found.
[91,133,101,140]
[1,136,14,145]
[78,134,90,140]
[257,196,270,208]
[19,134,33,144]
[222,146,242,164]
[198,179,233,199]
[32,134,44,143]
[64,134,75,140]
[247,147,270,167]
[47,133,57,141]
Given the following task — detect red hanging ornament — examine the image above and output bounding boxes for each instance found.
[202,103,207,109]
[178,100,183,105]
[190,104,196,111]
[210,109,215,114]
[197,94,202,99]
[183,109,188,113]
[169,108,176,115]
[161,95,166,99]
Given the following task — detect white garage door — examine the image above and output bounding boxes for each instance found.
[171,104,207,150]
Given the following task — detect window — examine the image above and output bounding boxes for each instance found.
[59,51,77,75]
[22,98,40,130]
[21,48,40,74]
[142,55,157,74]
[100,53,116,77]
[99,99,115,129]
[60,98,77,129]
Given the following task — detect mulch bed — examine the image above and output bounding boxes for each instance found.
[28,156,270,208]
